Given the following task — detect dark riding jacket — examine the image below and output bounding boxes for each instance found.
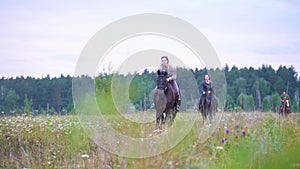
[201,80,213,95]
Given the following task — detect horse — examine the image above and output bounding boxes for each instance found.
[199,90,217,123]
[153,70,177,131]
[280,99,290,116]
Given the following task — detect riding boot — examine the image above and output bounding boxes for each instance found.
[177,91,181,105]
[175,95,181,111]
[171,80,181,111]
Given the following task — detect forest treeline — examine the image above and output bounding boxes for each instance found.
[1,64,300,115]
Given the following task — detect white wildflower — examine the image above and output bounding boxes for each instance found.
[216,146,223,150]
[81,154,89,158]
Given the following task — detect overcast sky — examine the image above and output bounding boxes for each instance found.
[1,0,300,78]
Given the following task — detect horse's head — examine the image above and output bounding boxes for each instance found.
[156,69,168,90]
[286,99,290,107]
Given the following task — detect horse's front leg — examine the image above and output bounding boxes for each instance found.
[202,110,206,124]
[208,107,213,123]
[163,110,170,124]
[156,111,163,130]
[164,109,175,129]
[171,108,177,122]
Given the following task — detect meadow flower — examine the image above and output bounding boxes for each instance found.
[242,130,246,136]
[221,138,226,143]
[81,154,89,158]
[216,146,223,150]
[225,129,230,134]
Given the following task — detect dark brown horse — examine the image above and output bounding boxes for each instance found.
[280,99,290,116]
[199,91,217,123]
[154,70,177,131]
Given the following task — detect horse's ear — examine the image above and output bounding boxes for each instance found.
[157,69,160,75]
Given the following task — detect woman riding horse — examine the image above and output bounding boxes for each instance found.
[159,56,181,111]
[153,56,181,131]
[199,74,213,106]
[199,74,216,122]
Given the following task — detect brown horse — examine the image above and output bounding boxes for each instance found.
[280,99,291,116]
[154,70,177,131]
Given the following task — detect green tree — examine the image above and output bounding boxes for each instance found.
[270,92,280,113]
[291,99,299,113]
[225,94,235,111]
[234,77,247,95]
[277,66,298,96]
[3,89,20,113]
[237,93,255,112]
[258,65,277,91]
[262,96,271,112]
[24,94,33,115]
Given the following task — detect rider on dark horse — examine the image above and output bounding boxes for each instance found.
[159,56,181,111]
[280,91,290,112]
[199,74,213,108]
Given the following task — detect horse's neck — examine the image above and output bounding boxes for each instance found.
[155,89,165,95]
[205,93,212,102]
[164,84,174,101]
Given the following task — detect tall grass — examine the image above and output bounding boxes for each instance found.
[206,113,300,169]
[0,112,299,168]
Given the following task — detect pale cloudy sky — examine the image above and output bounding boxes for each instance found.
[1,0,300,78]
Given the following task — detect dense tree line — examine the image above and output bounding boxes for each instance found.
[224,65,300,112]
[1,65,300,115]
[0,75,73,115]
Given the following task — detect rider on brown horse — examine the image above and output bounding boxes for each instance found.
[159,56,181,111]
[199,74,214,107]
[280,91,290,112]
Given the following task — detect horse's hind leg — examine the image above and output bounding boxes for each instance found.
[208,109,213,123]
[202,111,206,124]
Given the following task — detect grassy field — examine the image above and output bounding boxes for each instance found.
[0,112,300,169]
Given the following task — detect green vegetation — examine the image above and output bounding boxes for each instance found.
[0,113,299,168]
[1,64,300,167]
[1,65,300,114]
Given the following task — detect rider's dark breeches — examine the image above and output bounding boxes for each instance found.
[170,80,181,107]
[170,81,178,94]
[170,81,180,99]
